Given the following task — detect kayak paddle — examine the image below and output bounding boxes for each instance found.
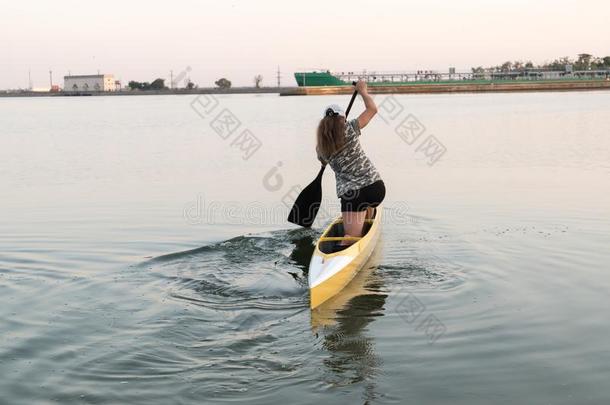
[287,82,358,227]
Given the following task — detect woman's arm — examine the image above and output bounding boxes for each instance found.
[355,80,377,129]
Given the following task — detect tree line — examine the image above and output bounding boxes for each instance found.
[127,78,167,90]
[472,53,610,73]
[127,75,265,91]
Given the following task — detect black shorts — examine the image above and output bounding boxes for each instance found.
[340,180,386,212]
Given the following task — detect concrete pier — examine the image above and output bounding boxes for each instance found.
[280,79,610,96]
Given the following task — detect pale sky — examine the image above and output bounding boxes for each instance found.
[2,0,609,89]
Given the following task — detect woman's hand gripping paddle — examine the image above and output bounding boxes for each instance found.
[287,82,358,227]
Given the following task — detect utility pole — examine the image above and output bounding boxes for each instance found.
[276,66,281,88]
[49,70,53,88]
[28,69,32,90]
[170,70,173,89]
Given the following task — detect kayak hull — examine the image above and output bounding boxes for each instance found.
[308,206,382,309]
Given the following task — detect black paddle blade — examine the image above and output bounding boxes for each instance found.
[287,165,326,227]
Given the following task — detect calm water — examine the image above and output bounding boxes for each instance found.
[1,91,609,404]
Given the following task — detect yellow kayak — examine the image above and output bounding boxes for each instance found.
[308,205,383,309]
[310,247,383,329]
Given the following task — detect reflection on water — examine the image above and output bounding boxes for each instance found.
[313,248,387,402]
[287,229,316,277]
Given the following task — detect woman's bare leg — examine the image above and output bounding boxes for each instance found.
[340,210,367,246]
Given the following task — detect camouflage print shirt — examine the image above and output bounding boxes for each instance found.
[318,119,382,198]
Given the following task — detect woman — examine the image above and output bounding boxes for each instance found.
[316,80,385,246]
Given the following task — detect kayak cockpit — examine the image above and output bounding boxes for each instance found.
[318,216,376,254]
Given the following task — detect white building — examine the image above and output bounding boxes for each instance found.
[64,74,116,92]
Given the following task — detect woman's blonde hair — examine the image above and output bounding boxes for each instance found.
[316,115,346,161]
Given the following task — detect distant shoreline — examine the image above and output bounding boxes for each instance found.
[2,79,610,97]
[0,87,295,98]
